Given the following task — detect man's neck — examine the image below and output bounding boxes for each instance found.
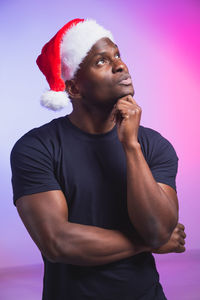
[67,103,116,134]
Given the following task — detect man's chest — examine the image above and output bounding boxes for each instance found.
[54,139,131,228]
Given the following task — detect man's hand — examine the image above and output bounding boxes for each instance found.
[111,95,142,148]
[152,223,186,254]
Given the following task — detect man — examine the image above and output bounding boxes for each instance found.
[11,19,186,299]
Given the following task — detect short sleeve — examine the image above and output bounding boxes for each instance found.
[10,132,61,206]
[149,135,179,192]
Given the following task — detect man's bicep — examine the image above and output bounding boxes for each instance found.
[16,190,68,261]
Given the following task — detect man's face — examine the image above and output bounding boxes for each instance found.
[74,37,134,108]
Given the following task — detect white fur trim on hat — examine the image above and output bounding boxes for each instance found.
[40,91,69,111]
[60,19,114,80]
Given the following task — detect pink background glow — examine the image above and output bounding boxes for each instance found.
[0,0,199,268]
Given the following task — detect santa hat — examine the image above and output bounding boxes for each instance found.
[36,18,114,111]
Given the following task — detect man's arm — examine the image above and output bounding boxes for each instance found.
[112,95,178,248]
[152,222,186,254]
[16,190,151,266]
[124,147,178,248]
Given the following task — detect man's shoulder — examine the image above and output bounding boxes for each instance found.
[18,116,66,140]
[11,116,66,155]
[138,125,163,142]
[138,125,178,161]
[25,116,66,137]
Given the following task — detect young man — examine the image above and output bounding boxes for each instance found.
[11,19,186,300]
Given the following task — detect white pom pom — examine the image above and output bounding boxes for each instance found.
[40,90,70,111]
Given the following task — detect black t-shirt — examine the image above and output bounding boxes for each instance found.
[11,116,178,299]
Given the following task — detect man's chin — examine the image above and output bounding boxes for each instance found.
[115,88,135,101]
[95,87,135,109]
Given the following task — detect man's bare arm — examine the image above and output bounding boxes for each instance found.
[124,145,178,248]
[152,222,186,254]
[16,190,151,266]
[112,95,178,248]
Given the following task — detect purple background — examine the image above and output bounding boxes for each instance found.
[0,0,199,268]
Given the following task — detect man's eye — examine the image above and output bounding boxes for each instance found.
[96,58,105,65]
[115,53,120,58]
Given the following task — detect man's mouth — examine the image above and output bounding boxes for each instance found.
[117,74,132,85]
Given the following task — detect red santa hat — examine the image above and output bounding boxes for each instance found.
[36,18,114,111]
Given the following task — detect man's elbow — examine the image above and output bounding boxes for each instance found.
[40,234,67,263]
[147,233,170,249]
[42,232,79,264]
[40,240,60,263]
[142,219,178,249]
[44,251,58,263]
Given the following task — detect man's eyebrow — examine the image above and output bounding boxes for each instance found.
[92,45,119,58]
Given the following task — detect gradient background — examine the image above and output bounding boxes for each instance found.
[0,0,199,269]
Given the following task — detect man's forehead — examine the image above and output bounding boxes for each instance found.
[81,38,119,65]
[91,37,118,54]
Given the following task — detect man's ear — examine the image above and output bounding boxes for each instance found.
[65,79,81,100]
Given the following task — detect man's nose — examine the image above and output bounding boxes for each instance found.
[112,60,126,73]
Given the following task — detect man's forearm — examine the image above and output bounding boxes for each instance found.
[124,143,178,248]
[48,222,151,266]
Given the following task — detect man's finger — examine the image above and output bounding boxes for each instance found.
[178,223,185,230]
[116,102,132,110]
[179,238,186,245]
[119,95,138,105]
[176,246,186,253]
[180,232,186,239]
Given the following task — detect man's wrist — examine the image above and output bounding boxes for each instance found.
[122,140,141,153]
